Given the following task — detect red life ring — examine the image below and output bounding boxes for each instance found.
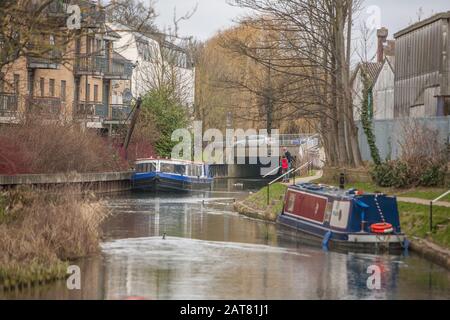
[371,223,394,234]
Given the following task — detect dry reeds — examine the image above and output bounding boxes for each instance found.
[0,188,110,290]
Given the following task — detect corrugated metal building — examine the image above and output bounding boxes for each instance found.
[394,12,450,118]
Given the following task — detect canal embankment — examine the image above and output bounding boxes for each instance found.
[234,175,450,270]
[0,171,133,194]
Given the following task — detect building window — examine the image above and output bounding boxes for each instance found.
[0,72,4,92]
[94,84,98,102]
[61,80,66,102]
[444,98,450,117]
[86,84,90,102]
[14,74,20,94]
[49,79,55,97]
[40,77,45,97]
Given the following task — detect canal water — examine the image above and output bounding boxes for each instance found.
[2,180,450,300]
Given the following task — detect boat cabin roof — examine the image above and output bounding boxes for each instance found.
[289,183,383,200]
[135,159,205,166]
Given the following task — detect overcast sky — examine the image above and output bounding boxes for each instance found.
[154,0,450,41]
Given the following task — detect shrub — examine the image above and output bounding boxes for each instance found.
[0,122,128,175]
[371,161,413,188]
[370,120,448,188]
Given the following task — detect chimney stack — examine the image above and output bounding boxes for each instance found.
[377,27,389,63]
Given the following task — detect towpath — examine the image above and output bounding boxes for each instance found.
[397,197,450,208]
[282,170,323,186]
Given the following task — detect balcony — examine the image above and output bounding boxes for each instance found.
[79,1,106,28]
[39,1,105,27]
[75,55,105,75]
[74,101,108,120]
[110,104,133,121]
[27,97,62,119]
[46,0,71,17]
[75,54,133,79]
[104,57,133,80]
[0,93,19,118]
[27,44,62,69]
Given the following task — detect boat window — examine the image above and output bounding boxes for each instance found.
[174,164,186,175]
[287,193,296,212]
[195,165,202,177]
[324,202,333,223]
[136,163,156,173]
[160,162,186,175]
[187,164,195,177]
[160,162,175,174]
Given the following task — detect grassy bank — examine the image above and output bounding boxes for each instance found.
[314,179,450,203]
[398,202,449,248]
[235,184,288,222]
[0,188,109,290]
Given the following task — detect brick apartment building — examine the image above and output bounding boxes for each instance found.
[0,0,133,130]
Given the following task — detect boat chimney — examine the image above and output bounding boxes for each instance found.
[377,27,389,63]
[339,173,346,190]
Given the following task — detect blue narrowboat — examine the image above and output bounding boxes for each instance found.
[132,159,213,192]
[277,183,408,253]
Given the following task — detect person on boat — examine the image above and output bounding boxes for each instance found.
[281,156,289,182]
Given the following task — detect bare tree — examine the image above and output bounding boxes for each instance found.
[225,0,364,167]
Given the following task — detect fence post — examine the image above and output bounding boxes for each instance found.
[429,201,433,233]
[267,183,270,205]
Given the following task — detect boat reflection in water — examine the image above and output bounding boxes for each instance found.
[1,193,449,300]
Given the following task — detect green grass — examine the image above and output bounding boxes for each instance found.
[314,178,450,202]
[242,183,288,221]
[398,189,450,202]
[398,202,450,248]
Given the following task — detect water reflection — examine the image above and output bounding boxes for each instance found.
[1,191,449,300]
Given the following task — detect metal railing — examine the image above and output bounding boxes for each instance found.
[75,55,133,78]
[27,43,62,67]
[429,190,450,232]
[104,58,133,79]
[75,55,105,74]
[73,101,107,119]
[273,134,320,147]
[266,162,311,205]
[27,96,62,117]
[46,0,71,15]
[263,166,281,178]
[0,93,18,116]
[110,104,132,121]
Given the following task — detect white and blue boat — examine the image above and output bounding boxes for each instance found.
[278,183,408,253]
[132,159,213,192]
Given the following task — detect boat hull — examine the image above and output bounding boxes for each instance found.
[132,172,212,193]
[277,213,406,254]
